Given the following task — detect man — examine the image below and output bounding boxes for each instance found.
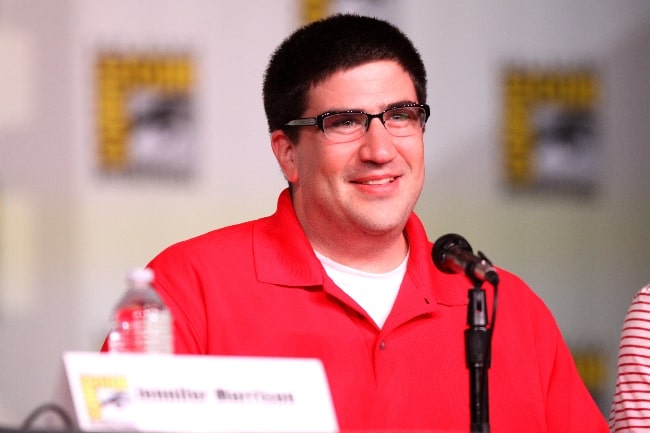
[133,14,608,432]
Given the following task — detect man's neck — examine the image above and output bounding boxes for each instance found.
[310,231,409,274]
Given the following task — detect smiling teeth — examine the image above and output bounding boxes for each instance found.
[362,177,395,185]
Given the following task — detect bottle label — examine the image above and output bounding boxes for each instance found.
[109,306,173,353]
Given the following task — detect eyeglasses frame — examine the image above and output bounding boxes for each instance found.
[283,103,431,139]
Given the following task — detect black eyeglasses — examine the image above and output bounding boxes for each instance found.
[284,103,430,143]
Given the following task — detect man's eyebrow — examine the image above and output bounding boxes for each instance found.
[387,100,419,109]
[321,101,420,114]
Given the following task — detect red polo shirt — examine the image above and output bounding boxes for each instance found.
[144,189,607,432]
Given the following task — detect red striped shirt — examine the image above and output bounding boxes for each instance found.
[610,284,650,432]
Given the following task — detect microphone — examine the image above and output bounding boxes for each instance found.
[432,233,499,285]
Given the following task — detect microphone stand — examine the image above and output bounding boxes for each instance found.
[466,277,491,433]
[430,233,498,433]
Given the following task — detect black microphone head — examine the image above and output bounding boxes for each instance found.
[432,233,473,274]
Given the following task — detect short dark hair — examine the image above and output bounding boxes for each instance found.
[262,13,427,141]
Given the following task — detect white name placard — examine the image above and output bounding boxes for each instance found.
[62,351,339,433]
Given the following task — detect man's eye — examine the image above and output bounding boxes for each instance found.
[328,114,364,129]
[388,109,416,122]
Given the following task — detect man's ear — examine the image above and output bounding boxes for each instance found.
[271,130,299,183]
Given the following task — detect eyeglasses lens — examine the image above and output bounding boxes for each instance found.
[322,107,426,143]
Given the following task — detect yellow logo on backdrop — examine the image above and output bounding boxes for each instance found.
[301,0,331,24]
[95,51,194,176]
[503,66,599,190]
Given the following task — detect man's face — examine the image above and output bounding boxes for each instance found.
[273,60,426,251]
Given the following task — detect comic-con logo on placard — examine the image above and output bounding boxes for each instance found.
[80,375,133,425]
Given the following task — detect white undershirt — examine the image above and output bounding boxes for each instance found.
[314,250,409,328]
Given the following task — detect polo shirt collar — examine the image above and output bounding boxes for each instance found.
[253,188,466,307]
[253,189,325,287]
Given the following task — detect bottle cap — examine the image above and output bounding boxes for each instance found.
[126,267,154,288]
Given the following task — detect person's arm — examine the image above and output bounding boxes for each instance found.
[610,284,650,432]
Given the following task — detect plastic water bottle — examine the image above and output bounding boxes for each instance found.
[107,268,173,353]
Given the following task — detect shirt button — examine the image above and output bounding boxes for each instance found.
[379,340,386,350]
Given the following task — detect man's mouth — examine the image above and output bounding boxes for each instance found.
[356,177,397,185]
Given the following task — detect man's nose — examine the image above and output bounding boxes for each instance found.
[358,119,397,163]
